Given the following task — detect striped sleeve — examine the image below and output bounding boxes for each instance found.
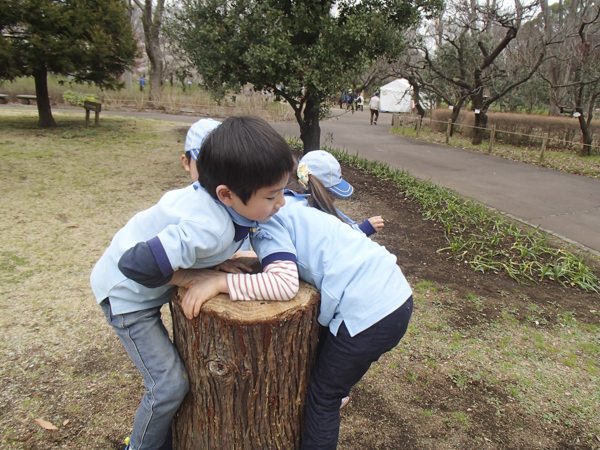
[227,260,299,301]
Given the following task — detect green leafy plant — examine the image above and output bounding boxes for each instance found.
[62,90,99,106]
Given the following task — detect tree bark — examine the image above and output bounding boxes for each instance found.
[298,89,321,153]
[136,0,165,102]
[578,113,592,157]
[33,65,56,128]
[472,68,486,145]
[172,277,320,449]
[449,96,466,137]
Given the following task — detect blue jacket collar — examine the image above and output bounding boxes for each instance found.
[194,182,257,242]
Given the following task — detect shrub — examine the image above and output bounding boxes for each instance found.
[62,90,99,106]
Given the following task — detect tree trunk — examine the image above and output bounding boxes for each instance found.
[472,110,489,145]
[139,0,165,103]
[172,276,320,449]
[298,90,321,153]
[33,66,56,128]
[408,77,425,120]
[449,96,466,137]
[578,114,592,157]
[471,69,486,145]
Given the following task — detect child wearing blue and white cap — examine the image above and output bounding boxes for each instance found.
[180,169,413,449]
[91,116,294,450]
[181,118,221,182]
[299,150,384,236]
[181,118,256,255]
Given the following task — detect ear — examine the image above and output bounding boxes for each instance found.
[181,154,191,173]
[216,185,235,206]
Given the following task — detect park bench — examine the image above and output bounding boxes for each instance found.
[83,101,102,127]
[0,94,8,104]
[16,94,37,105]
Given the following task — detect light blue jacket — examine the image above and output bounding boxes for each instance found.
[250,192,412,337]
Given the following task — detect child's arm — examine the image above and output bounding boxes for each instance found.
[336,207,382,236]
[365,216,385,233]
[178,260,299,319]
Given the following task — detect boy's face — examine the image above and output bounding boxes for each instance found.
[217,174,289,223]
[181,154,199,182]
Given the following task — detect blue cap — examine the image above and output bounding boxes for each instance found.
[185,119,221,161]
[300,150,354,198]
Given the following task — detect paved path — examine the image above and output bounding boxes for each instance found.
[270,110,600,256]
[3,105,599,255]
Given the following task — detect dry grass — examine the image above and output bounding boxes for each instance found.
[1,110,599,449]
[0,76,297,122]
[0,110,187,449]
[394,122,600,179]
[431,109,600,153]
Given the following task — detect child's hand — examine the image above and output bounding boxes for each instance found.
[213,259,253,274]
[232,250,257,259]
[181,271,228,319]
[368,216,385,232]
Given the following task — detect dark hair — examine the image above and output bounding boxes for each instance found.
[198,116,294,203]
[287,173,350,224]
[184,151,192,163]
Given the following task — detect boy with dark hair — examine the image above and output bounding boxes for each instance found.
[90,116,294,450]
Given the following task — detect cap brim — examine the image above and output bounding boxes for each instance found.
[190,149,200,161]
[328,179,354,198]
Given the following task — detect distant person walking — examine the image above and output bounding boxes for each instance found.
[369,91,380,125]
[356,93,364,112]
[346,90,355,113]
[139,76,146,92]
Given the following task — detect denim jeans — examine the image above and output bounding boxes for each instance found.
[301,296,413,450]
[100,299,189,450]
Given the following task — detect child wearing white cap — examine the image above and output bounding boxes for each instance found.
[299,150,384,236]
[181,118,222,182]
[181,118,254,255]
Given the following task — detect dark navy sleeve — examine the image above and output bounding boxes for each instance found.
[358,219,377,237]
[261,252,297,269]
[118,237,174,288]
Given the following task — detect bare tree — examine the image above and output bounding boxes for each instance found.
[541,2,600,155]
[399,0,548,143]
[131,0,165,102]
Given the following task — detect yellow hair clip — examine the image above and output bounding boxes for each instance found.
[297,162,312,189]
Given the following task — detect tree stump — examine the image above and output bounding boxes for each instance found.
[171,260,320,450]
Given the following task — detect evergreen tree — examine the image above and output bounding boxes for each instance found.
[169,0,441,152]
[0,0,138,127]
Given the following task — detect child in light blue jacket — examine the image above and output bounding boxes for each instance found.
[182,166,413,450]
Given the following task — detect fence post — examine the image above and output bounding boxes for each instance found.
[488,124,496,153]
[446,119,452,144]
[401,115,405,135]
[539,133,548,162]
[391,114,396,127]
[416,116,421,137]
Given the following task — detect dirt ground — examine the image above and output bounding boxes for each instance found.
[1,115,599,449]
[334,164,600,450]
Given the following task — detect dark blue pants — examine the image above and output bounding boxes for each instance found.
[301,296,413,450]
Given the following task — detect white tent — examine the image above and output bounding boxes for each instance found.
[379,78,413,113]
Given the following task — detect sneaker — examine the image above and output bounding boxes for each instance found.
[374,121,377,125]
[341,396,350,409]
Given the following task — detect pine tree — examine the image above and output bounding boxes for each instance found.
[0,0,138,127]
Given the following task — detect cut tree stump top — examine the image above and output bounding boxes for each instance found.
[177,282,319,323]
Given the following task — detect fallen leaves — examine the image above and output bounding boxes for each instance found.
[34,418,58,430]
